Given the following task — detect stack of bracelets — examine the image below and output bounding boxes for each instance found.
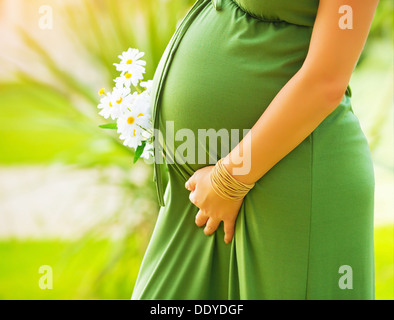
[210,158,255,201]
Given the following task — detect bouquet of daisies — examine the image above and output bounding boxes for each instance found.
[97,48,154,163]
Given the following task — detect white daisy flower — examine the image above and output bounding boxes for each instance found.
[133,90,151,118]
[110,84,131,105]
[104,85,132,120]
[141,140,154,160]
[98,47,156,162]
[114,48,146,74]
[131,93,152,136]
[115,69,144,88]
[140,80,154,95]
[98,92,114,120]
[117,108,148,149]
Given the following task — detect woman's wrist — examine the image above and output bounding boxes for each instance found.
[210,158,255,201]
[221,152,257,186]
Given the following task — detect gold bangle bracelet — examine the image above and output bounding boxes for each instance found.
[210,158,255,201]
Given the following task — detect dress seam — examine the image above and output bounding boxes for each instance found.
[228,0,313,27]
[305,132,314,299]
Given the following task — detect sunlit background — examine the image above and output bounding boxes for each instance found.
[0,0,392,299]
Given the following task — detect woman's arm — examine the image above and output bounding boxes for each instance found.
[223,0,380,184]
[186,0,379,243]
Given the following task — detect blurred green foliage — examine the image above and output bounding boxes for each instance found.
[1,0,195,167]
[368,0,394,40]
[0,0,392,300]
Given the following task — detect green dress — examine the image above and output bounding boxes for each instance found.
[131,0,375,299]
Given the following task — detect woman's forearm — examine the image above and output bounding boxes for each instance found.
[222,67,347,185]
[222,0,379,185]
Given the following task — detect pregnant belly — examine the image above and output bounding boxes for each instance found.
[158,1,313,169]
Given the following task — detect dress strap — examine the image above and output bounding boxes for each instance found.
[212,0,222,11]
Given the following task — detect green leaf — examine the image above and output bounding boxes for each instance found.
[133,140,147,164]
[98,123,117,129]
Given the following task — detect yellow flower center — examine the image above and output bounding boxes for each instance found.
[127,116,135,125]
[116,97,123,104]
[133,129,136,137]
[126,59,133,64]
[109,102,112,107]
[137,113,144,117]
[125,72,132,79]
[98,88,105,95]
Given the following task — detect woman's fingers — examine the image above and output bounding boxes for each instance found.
[223,219,235,244]
[185,174,196,191]
[204,218,221,236]
[189,190,199,206]
[196,213,235,244]
[195,210,209,227]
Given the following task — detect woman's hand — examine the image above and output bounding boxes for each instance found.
[185,165,243,244]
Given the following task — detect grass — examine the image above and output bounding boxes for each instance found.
[0,236,145,300]
[0,225,392,300]
[374,225,394,299]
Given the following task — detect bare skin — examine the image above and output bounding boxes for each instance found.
[185,0,380,244]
